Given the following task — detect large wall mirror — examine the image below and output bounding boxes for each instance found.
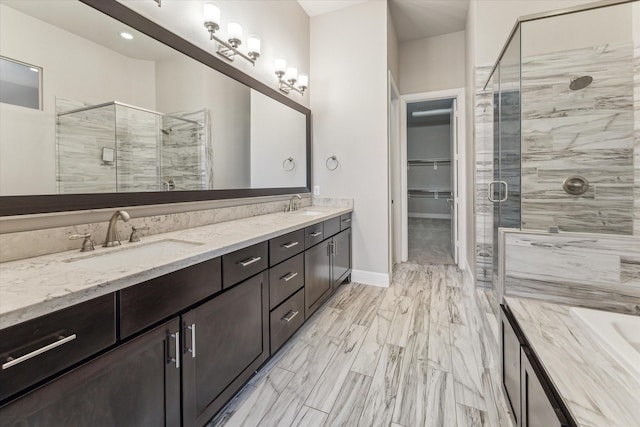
[0,0,310,215]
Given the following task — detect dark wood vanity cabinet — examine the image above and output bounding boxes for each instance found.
[182,271,269,426]
[500,305,572,427]
[0,213,352,427]
[0,317,181,427]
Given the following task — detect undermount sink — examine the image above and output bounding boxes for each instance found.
[297,210,324,216]
[65,239,203,272]
[570,307,640,384]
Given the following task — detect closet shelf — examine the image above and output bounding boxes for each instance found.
[408,188,452,199]
[408,158,451,166]
[409,188,452,193]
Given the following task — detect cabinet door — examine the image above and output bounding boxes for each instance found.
[305,239,332,319]
[332,228,352,289]
[500,305,522,426]
[0,318,181,427]
[520,347,568,427]
[182,272,269,426]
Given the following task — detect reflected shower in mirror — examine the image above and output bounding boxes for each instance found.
[0,0,307,197]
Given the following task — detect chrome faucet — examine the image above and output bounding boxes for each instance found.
[103,210,130,247]
[288,194,302,212]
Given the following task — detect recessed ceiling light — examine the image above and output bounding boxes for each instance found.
[120,32,134,40]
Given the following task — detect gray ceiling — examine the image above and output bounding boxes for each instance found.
[389,0,470,42]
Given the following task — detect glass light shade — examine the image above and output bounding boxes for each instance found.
[203,3,220,25]
[228,22,242,41]
[286,66,298,81]
[298,73,308,88]
[247,36,261,55]
[274,58,286,74]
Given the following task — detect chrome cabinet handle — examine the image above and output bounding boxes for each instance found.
[187,323,196,358]
[281,241,299,249]
[342,218,351,223]
[239,256,261,267]
[2,334,77,370]
[168,332,180,368]
[309,231,322,237]
[281,272,298,282]
[282,310,299,323]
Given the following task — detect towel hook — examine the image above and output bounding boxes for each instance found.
[283,157,295,172]
[326,155,339,171]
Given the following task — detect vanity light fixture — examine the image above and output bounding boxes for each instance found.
[203,2,260,65]
[274,58,308,95]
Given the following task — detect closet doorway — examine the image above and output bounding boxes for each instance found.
[404,97,458,265]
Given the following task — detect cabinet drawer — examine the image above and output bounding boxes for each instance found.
[304,223,324,249]
[324,217,340,238]
[120,257,221,338]
[222,242,268,289]
[340,213,352,230]
[269,229,305,266]
[269,253,304,309]
[270,289,305,354]
[0,294,116,402]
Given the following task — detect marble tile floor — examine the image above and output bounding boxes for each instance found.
[210,263,514,427]
[408,218,454,265]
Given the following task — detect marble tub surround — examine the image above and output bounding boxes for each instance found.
[0,205,351,330]
[505,296,640,427]
[0,196,314,263]
[500,229,640,314]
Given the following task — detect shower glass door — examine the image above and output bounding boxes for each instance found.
[491,27,522,289]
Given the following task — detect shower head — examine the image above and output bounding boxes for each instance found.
[569,75,593,91]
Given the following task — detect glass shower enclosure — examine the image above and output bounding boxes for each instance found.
[481,0,638,288]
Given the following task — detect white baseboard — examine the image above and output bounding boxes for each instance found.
[351,269,390,288]
[408,213,451,220]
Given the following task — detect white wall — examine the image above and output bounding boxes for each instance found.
[117,0,310,109]
[155,54,251,189]
[464,0,477,276]
[387,4,400,83]
[399,30,466,95]
[250,90,306,188]
[311,1,390,286]
[0,4,156,196]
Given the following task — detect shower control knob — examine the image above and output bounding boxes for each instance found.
[562,175,589,196]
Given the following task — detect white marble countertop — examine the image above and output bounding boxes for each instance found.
[0,206,351,330]
[505,296,640,427]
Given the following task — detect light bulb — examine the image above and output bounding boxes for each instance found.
[248,36,261,56]
[274,58,286,74]
[228,22,242,41]
[298,73,308,89]
[203,3,220,26]
[286,66,298,82]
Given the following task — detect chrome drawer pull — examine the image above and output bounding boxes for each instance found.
[281,241,299,249]
[169,332,180,368]
[309,231,322,237]
[282,310,299,323]
[2,334,77,370]
[281,272,298,282]
[342,218,351,223]
[239,256,261,267]
[187,323,196,358]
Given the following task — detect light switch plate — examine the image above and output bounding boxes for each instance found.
[313,185,320,196]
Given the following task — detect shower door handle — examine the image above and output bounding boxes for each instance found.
[488,181,508,203]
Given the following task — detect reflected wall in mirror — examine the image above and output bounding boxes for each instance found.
[0,0,308,198]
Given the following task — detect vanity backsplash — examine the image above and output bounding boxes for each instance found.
[0,197,337,263]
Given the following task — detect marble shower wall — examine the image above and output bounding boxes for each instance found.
[520,41,636,234]
[500,229,640,314]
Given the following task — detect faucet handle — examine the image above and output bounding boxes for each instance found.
[69,234,95,252]
[129,226,150,243]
